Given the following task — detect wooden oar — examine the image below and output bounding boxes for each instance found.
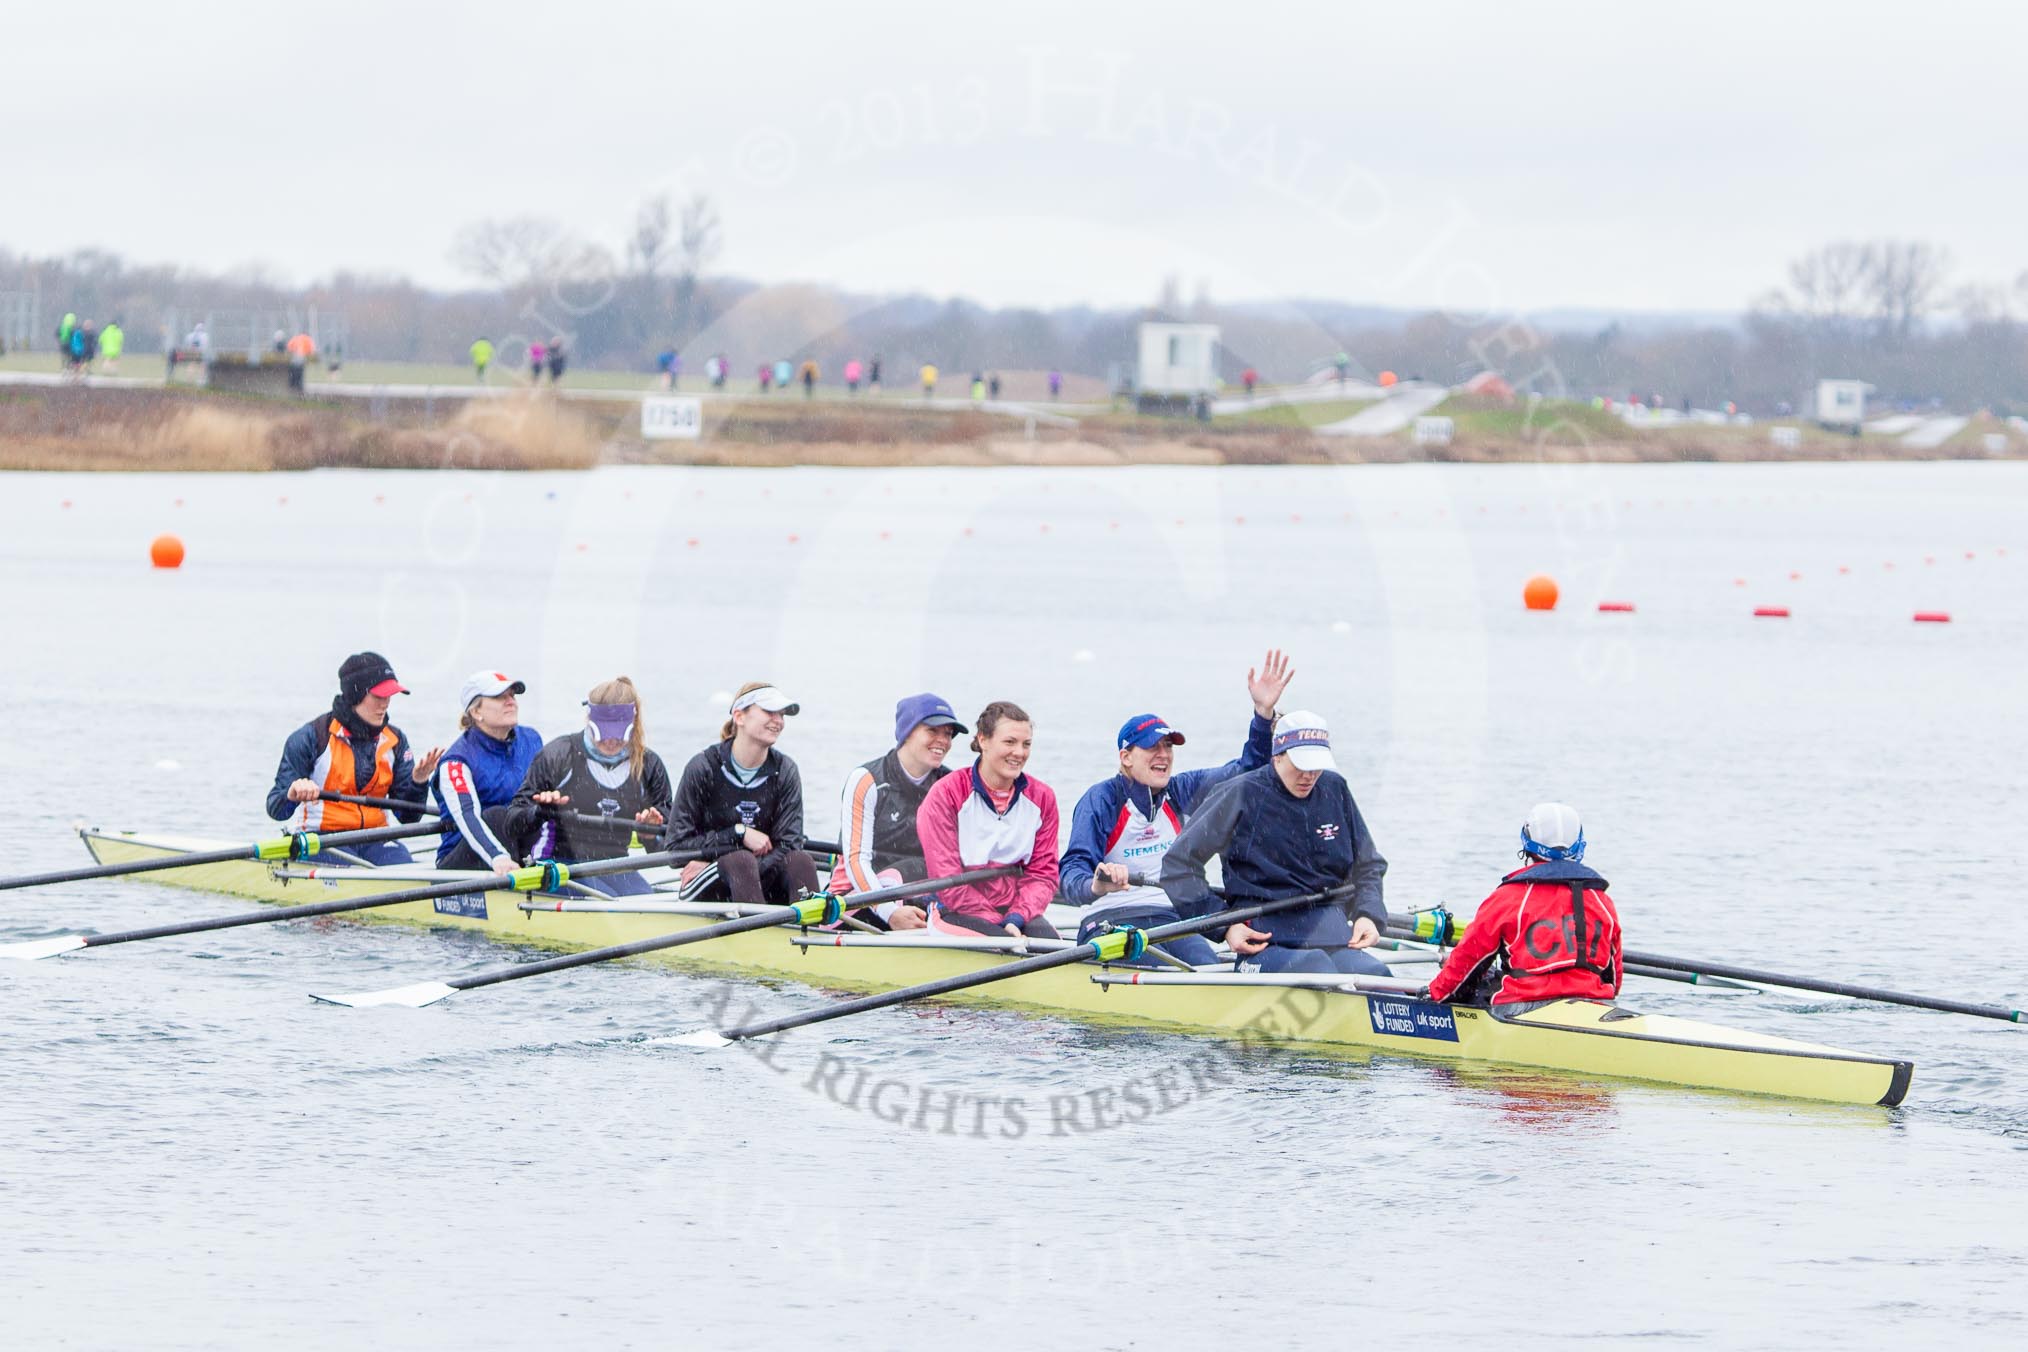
[323,790,844,855]
[0,850,689,963]
[676,884,1363,1047]
[1392,910,2024,1023]
[0,821,442,893]
[308,866,1022,1009]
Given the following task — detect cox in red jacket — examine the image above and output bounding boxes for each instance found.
[1426,859,1622,1006]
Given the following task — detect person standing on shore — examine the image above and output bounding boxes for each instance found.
[758,362,773,393]
[773,357,792,391]
[920,363,937,398]
[1048,369,1062,399]
[98,320,124,374]
[844,358,863,394]
[799,359,818,398]
[970,373,985,402]
[55,313,76,371]
[471,337,493,382]
[988,373,1001,400]
[547,336,568,384]
[868,353,883,392]
[1243,367,1258,397]
[528,340,547,385]
[713,352,729,390]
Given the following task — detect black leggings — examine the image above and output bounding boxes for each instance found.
[697,848,820,904]
[934,908,1061,941]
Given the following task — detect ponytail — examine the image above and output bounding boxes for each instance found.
[720,679,772,741]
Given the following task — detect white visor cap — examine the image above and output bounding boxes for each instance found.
[731,685,801,716]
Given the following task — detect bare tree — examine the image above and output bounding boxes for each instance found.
[673,194,722,331]
[628,195,676,279]
[1865,240,1950,344]
[450,216,594,290]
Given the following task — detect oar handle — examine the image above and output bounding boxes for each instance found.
[78,848,696,950]
[717,882,1361,1042]
[440,865,1023,994]
[322,790,842,856]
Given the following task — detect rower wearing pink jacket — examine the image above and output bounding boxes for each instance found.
[915,700,1060,940]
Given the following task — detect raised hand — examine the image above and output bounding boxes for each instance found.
[1247,648,1295,718]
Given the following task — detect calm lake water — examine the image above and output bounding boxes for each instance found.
[3,461,2025,1349]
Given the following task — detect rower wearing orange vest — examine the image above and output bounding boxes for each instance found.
[266,652,443,865]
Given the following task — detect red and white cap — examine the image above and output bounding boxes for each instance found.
[459,669,526,711]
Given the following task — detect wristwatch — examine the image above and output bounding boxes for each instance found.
[733,822,748,842]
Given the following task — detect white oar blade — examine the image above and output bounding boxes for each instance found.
[309,980,458,1009]
[0,935,89,962]
[665,1030,734,1049]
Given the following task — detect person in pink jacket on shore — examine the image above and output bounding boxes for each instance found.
[916,700,1060,940]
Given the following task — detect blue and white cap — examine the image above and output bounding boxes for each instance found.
[1521,802,1585,861]
[1117,714,1186,751]
[1270,710,1335,772]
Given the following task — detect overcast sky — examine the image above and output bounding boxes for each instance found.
[8,1,2020,317]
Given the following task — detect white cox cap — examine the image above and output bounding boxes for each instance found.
[1270,710,1336,773]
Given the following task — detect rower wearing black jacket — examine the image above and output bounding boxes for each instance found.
[502,676,672,897]
[666,682,820,905]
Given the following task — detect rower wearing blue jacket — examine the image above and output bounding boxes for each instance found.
[431,670,543,871]
[1159,710,1391,976]
[1060,651,1293,966]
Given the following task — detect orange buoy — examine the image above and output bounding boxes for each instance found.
[1523,575,1559,611]
[1753,606,1789,618]
[149,534,185,569]
[1378,370,1398,387]
[1913,611,1952,623]
[1597,601,1635,613]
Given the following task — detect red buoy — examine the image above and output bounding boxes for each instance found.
[1913,611,1952,623]
[1753,606,1790,618]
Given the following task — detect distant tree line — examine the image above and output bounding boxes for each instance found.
[3,222,2023,413]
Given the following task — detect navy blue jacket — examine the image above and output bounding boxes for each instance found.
[1158,766,1387,948]
[430,724,543,866]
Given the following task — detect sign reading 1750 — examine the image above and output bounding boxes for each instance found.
[640,396,703,440]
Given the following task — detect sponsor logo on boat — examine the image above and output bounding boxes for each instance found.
[434,894,488,920]
[1367,996,1458,1041]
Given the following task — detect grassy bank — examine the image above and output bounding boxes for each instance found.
[0,386,605,471]
[4,382,2020,471]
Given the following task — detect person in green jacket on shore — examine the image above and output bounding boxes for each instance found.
[98,321,125,373]
[471,337,494,383]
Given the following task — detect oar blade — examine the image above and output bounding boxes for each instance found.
[0,935,90,962]
[667,1030,734,1049]
[309,980,458,1009]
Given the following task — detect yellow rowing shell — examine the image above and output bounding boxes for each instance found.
[76,830,1914,1107]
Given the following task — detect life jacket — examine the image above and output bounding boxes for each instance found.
[303,717,399,832]
[1500,860,1618,986]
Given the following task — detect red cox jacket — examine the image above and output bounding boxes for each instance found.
[1426,860,1622,1006]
